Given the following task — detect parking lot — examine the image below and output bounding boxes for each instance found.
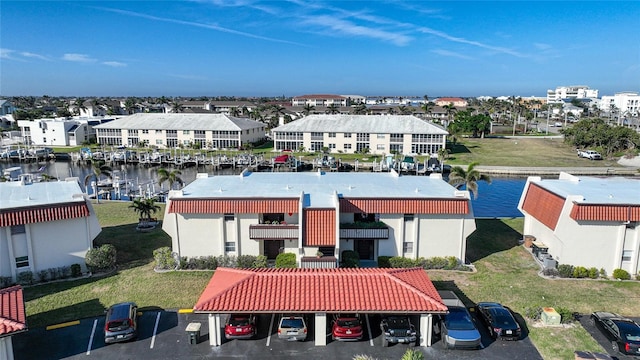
[578,314,640,360]
[13,310,544,360]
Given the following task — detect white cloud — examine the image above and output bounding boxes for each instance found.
[0,48,15,59]
[20,51,49,61]
[418,26,526,58]
[102,61,127,67]
[63,53,96,62]
[432,49,472,60]
[302,15,412,46]
[534,43,552,51]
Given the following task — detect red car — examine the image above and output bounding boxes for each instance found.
[332,314,363,341]
[224,314,257,340]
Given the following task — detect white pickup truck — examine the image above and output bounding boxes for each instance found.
[578,150,602,160]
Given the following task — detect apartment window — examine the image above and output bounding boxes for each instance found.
[183,130,190,135]
[11,225,26,235]
[142,129,149,134]
[344,133,352,138]
[329,144,336,149]
[155,139,163,145]
[15,256,29,268]
[622,250,633,262]
[155,130,162,134]
[377,134,385,139]
[403,242,414,253]
[328,133,336,138]
[224,213,235,221]
[377,144,385,151]
[344,144,352,150]
[225,242,236,252]
[404,214,414,222]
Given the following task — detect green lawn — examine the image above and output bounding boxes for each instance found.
[22,204,640,359]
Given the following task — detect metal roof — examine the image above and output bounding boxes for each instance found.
[531,173,640,205]
[0,180,86,209]
[93,113,265,131]
[271,115,447,134]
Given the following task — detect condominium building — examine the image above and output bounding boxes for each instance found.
[271,115,447,155]
[291,94,349,107]
[546,85,599,104]
[600,92,640,116]
[93,113,266,149]
[18,118,114,146]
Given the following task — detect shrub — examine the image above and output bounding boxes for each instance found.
[275,253,297,268]
[389,256,415,268]
[217,255,236,268]
[573,266,589,279]
[377,256,391,268]
[613,268,631,280]
[588,267,599,279]
[48,267,60,281]
[554,307,575,324]
[71,264,82,277]
[599,268,607,278]
[85,244,117,272]
[253,255,268,268]
[0,277,13,288]
[153,247,176,270]
[37,270,49,283]
[16,271,34,286]
[557,264,574,278]
[542,268,559,277]
[523,306,542,321]
[59,266,71,279]
[237,255,258,268]
[423,256,448,269]
[341,250,360,268]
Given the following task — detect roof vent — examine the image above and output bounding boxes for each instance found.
[348,185,354,190]
[218,187,223,192]
[286,185,292,190]
[415,188,420,193]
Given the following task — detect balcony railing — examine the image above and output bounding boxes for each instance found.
[249,224,299,240]
[339,226,389,239]
[301,256,337,268]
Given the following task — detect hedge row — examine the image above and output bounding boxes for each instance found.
[378,256,470,271]
[154,247,268,270]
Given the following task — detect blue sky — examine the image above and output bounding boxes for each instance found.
[1,1,639,98]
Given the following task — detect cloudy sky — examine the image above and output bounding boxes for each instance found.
[1,1,638,97]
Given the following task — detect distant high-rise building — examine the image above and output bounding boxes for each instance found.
[546,85,598,104]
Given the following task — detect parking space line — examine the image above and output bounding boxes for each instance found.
[365,314,374,346]
[46,320,80,330]
[178,309,193,314]
[150,312,161,349]
[86,319,97,355]
[266,314,275,347]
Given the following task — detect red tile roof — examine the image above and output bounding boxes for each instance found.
[340,198,469,214]
[0,203,89,227]
[570,204,640,222]
[194,267,447,314]
[0,286,27,337]
[304,209,336,246]
[521,183,565,230]
[293,94,346,99]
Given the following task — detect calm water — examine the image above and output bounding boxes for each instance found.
[1,160,526,218]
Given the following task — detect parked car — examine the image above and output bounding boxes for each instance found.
[380,315,417,346]
[224,314,257,340]
[578,149,602,160]
[590,311,640,355]
[104,302,138,344]
[331,314,363,341]
[475,302,521,340]
[441,306,481,349]
[277,315,307,341]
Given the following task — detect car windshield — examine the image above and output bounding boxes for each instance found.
[491,309,515,326]
[107,319,129,331]
[617,321,640,341]
[337,319,360,327]
[280,319,303,329]
[229,316,250,326]
[445,308,476,331]
[387,317,409,327]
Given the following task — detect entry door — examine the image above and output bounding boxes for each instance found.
[264,241,284,260]
[355,240,374,260]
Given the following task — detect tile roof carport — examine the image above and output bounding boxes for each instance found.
[0,286,27,360]
[193,267,448,347]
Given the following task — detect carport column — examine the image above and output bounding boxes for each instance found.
[314,313,327,346]
[419,314,433,347]
[0,337,14,360]
[208,314,222,346]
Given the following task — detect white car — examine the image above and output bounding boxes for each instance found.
[579,150,602,160]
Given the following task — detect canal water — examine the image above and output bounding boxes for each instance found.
[1,160,526,218]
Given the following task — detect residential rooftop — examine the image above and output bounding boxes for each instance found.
[272,115,447,134]
[93,113,265,131]
[0,179,86,209]
[531,172,640,205]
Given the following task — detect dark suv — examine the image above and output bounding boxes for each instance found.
[380,316,417,346]
[104,302,138,344]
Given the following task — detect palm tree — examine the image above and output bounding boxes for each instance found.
[421,98,434,119]
[73,98,87,116]
[83,160,112,203]
[124,97,137,114]
[229,107,241,117]
[157,96,170,113]
[302,104,315,116]
[351,103,367,115]
[326,103,340,114]
[157,168,183,190]
[448,162,491,199]
[443,103,457,128]
[129,197,161,228]
[171,101,184,113]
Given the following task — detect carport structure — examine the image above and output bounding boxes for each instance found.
[193,267,448,347]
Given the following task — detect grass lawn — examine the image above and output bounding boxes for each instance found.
[22,204,640,359]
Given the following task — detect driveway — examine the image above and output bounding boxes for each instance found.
[13,311,543,360]
[579,314,640,360]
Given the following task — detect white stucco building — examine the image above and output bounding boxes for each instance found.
[94,113,266,149]
[17,118,114,146]
[291,94,349,107]
[546,85,599,104]
[0,179,102,280]
[272,115,447,155]
[518,172,640,275]
[163,170,476,267]
[600,92,640,116]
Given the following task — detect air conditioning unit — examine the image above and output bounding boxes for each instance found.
[543,257,557,269]
[538,252,551,261]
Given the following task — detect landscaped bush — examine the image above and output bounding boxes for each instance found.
[587,267,599,279]
[252,255,267,268]
[153,247,177,270]
[573,266,589,278]
[59,266,71,279]
[48,267,60,280]
[557,264,574,278]
[71,264,82,278]
[542,268,559,277]
[85,244,117,272]
[554,307,575,324]
[341,250,360,268]
[389,256,416,268]
[523,306,542,321]
[275,253,297,268]
[377,256,391,268]
[216,255,237,268]
[237,255,258,268]
[599,268,607,278]
[16,271,34,286]
[613,268,631,280]
[0,277,13,288]
[37,270,49,283]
